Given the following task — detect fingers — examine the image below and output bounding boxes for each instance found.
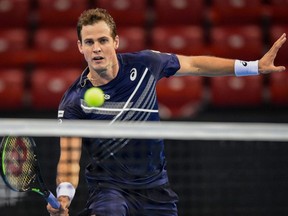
[268,33,286,57]
[270,33,286,72]
[274,65,286,73]
[274,33,286,47]
[47,205,69,216]
[259,33,286,74]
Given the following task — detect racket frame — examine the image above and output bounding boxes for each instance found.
[0,136,60,209]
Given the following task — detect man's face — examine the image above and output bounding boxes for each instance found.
[78,21,119,75]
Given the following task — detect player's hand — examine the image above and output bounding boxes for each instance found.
[259,33,286,74]
[47,196,70,216]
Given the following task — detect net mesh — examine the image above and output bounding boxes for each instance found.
[1,119,288,216]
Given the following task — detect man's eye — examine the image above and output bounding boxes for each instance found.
[85,40,93,45]
[100,39,108,44]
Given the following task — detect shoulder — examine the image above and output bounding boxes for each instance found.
[58,75,83,110]
[118,50,178,67]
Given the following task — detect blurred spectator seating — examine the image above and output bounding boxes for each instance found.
[266,0,288,24]
[36,0,87,27]
[154,0,205,25]
[157,76,204,119]
[209,0,264,25]
[210,25,263,60]
[117,27,146,53]
[0,28,29,67]
[33,28,83,67]
[30,67,81,110]
[268,68,288,106]
[151,25,206,55]
[0,0,30,28]
[0,68,25,110]
[210,76,263,107]
[95,0,147,26]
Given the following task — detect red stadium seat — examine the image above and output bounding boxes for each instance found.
[266,0,288,24]
[269,70,288,106]
[210,76,263,107]
[0,68,25,110]
[269,24,288,65]
[0,0,30,27]
[210,25,263,60]
[37,0,87,27]
[209,0,263,25]
[157,76,204,119]
[117,27,146,53]
[0,28,29,67]
[96,0,147,26]
[154,0,205,25]
[0,29,28,52]
[33,28,83,67]
[151,26,205,55]
[30,68,81,110]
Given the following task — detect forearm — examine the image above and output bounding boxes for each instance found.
[56,137,82,188]
[177,55,235,76]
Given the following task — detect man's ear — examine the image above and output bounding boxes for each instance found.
[77,40,83,54]
[114,35,120,50]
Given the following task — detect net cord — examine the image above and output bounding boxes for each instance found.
[0,119,288,141]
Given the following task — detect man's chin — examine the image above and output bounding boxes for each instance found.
[93,66,108,75]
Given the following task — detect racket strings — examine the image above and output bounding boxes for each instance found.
[3,137,37,191]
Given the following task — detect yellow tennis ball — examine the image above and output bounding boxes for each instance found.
[84,87,105,107]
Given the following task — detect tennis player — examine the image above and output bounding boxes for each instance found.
[47,8,286,216]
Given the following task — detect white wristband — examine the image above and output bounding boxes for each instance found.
[234,60,259,76]
[56,182,76,204]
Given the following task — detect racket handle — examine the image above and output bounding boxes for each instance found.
[46,191,61,209]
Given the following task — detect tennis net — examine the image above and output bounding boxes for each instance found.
[0,119,288,216]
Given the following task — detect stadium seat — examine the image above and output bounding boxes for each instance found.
[269,70,288,106]
[33,28,83,67]
[210,76,263,107]
[0,0,30,27]
[0,68,25,110]
[37,0,87,27]
[117,27,146,53]
[269,24,288,65]
[95,0,147,26]
[154,0,205,25]
[209,0,263,25]
[0,28,29,67]
[210,25,263,60]
[30,68,81,110]
[266,0,288,24]
[151,26,205,55]
[0,29,28,52]
[157,76,204,119]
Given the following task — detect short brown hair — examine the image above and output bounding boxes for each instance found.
[77,8,117,42]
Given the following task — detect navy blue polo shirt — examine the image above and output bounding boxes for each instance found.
[58,50,180,189]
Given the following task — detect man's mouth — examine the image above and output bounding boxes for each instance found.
[93,56,104,61]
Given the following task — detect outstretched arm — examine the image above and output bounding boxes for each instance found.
[176,33,286,76]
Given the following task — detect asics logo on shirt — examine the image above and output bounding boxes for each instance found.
[104,94,110,100]
[130,68,137,81]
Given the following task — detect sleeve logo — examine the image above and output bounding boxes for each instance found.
[58,110,64,118]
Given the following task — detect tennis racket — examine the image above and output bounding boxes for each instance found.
[0,136,60,209]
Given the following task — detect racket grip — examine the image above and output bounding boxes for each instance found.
[46,191,61,209]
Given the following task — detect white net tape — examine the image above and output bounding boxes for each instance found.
[0,118,288,141]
